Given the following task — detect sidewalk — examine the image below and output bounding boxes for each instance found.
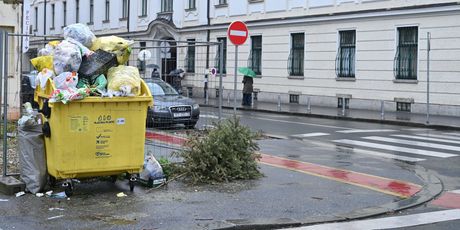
[196,98,460,130]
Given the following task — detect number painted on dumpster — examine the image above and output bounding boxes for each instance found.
[94,114,114,124]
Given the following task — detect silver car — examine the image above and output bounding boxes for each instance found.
[145,78,200,128]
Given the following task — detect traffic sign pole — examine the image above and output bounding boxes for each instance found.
[227,21,249,116]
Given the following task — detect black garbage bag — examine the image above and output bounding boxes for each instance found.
[19,124,47,194]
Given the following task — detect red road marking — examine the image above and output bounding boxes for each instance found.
[260,154,422,198]
[145,131,422,198]
[145,131,187,145]
[432,192,460,209]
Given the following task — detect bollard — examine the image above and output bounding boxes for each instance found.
[342,97,346,116]
[227,92,231,106]
[380,100,385,120]
[205,90,209,105]
[251,93,254,108]
[277,94,281,111]
[307,97,311,113]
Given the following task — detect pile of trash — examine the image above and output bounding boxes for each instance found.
[30,23,139,104]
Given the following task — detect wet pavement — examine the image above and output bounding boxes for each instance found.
[0,136,440,230]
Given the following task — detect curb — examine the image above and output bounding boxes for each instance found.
[200,104,460,131]
[213,157,444,230]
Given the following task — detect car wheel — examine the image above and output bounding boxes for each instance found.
[146,115,154,128]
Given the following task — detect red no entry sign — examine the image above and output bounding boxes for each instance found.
[227,21,248,46]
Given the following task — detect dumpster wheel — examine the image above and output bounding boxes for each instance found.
[62,180,74,197]
[129,175,137,192]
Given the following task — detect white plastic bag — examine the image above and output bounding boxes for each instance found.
[140,153,165,182]
[54,72,78,90]
[35,69,55,90]
[53,40,82,75]
[63,23,96,48]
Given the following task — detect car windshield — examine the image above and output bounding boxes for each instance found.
[147,81,178,96]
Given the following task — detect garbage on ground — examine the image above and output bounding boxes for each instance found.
[116,192,127,197]
[0,199,9,202]
[49,207,65,211]
[35,68,55,90]
[91,36,134,65]
[18,102,40,127]
[18,119,47,194]
[63,23,96,48]
[49,192,67,199]
[30,55,54,72]
[107,65,142,96]
[139,153,166,187]
[45,190,53,196]
[47,215,64,220]
[35,193,44,197]
[15,191,25,197]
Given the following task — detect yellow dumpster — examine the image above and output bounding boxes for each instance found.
[34,78,153,194]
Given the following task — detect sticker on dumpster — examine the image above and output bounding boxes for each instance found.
[70,116,89,133]
[116,118,126,125]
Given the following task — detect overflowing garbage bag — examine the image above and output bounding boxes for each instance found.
[63,23,96,48]
[37,40,60,56]
[30,55,53,72]
[18,103,47,194]
[107,65,142,96]
[91,36,134,65]
[53,72,78,90]
[35,68,55,90]
[53,40,83,75]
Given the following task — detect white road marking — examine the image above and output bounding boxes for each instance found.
[336,129,397,134]
[402,128,434,131]
[333,139,458,158]
[312,141,425,162]
[229,30,247,37]
[291,133,330,138]
[450,189,460,194]
[287,209,460,230]
[253,117,353,130]
[392,134,460,145]
[416,133,460,141]
[363,136,460,152]
[199,114,219,119]
[443,132,460,137]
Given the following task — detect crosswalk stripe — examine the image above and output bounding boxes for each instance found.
[291,133,330,138]
[311,141,425,162]
[451,189,460,194]
[402,128,434,131]
[392,134,460,145]
[416,133,460,141]
[443,132,460,137]
[336,129,396,134]
[286,209,460,230]
[363,136,460,152]
[333,139,458,158]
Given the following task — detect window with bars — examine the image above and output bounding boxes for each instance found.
[288,33,304,76]
[216,37,227,74]
[394,27,418,80]
[76,0,79,23]
[396,102,411,112]
[336,30,355,78]
[338,98,350,109]
[187,0,196,9]
[89,0,94,24]
[34,7,38,31]
[140,0,148,16]
[63,1,67,26]
[218,0,227,5]
[289,94,299,104]
[248,36,262,75]
[185,39,196,73]
[161,0,173,12]
[105,0,110,21]
[51,4,55,29]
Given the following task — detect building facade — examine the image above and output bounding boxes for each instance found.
[29,0,460,116]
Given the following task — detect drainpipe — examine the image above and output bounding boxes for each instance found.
[43,0,47,35]
[127,0,130,32]
[206,0,210,69]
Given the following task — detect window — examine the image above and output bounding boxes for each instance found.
[288,33,304,76]
[88,0,94,24]
[397,102,411,112]
[394,27,418,80]
[187,0,196,9]
[161,0,173,12]
[50,4,55,29]
[75,0,79,23]
[289,94,299,104]
[216,37,227,74]
[249,36,262,75]
[336,30,355,78]
[104,0,110,21]
[34,7,38,31]
[218,0,227,5]
[338,98,350,109]
[63,1,67,26]
[186,39,195,73]
[140,0,147,16]
[122,0,128,18]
